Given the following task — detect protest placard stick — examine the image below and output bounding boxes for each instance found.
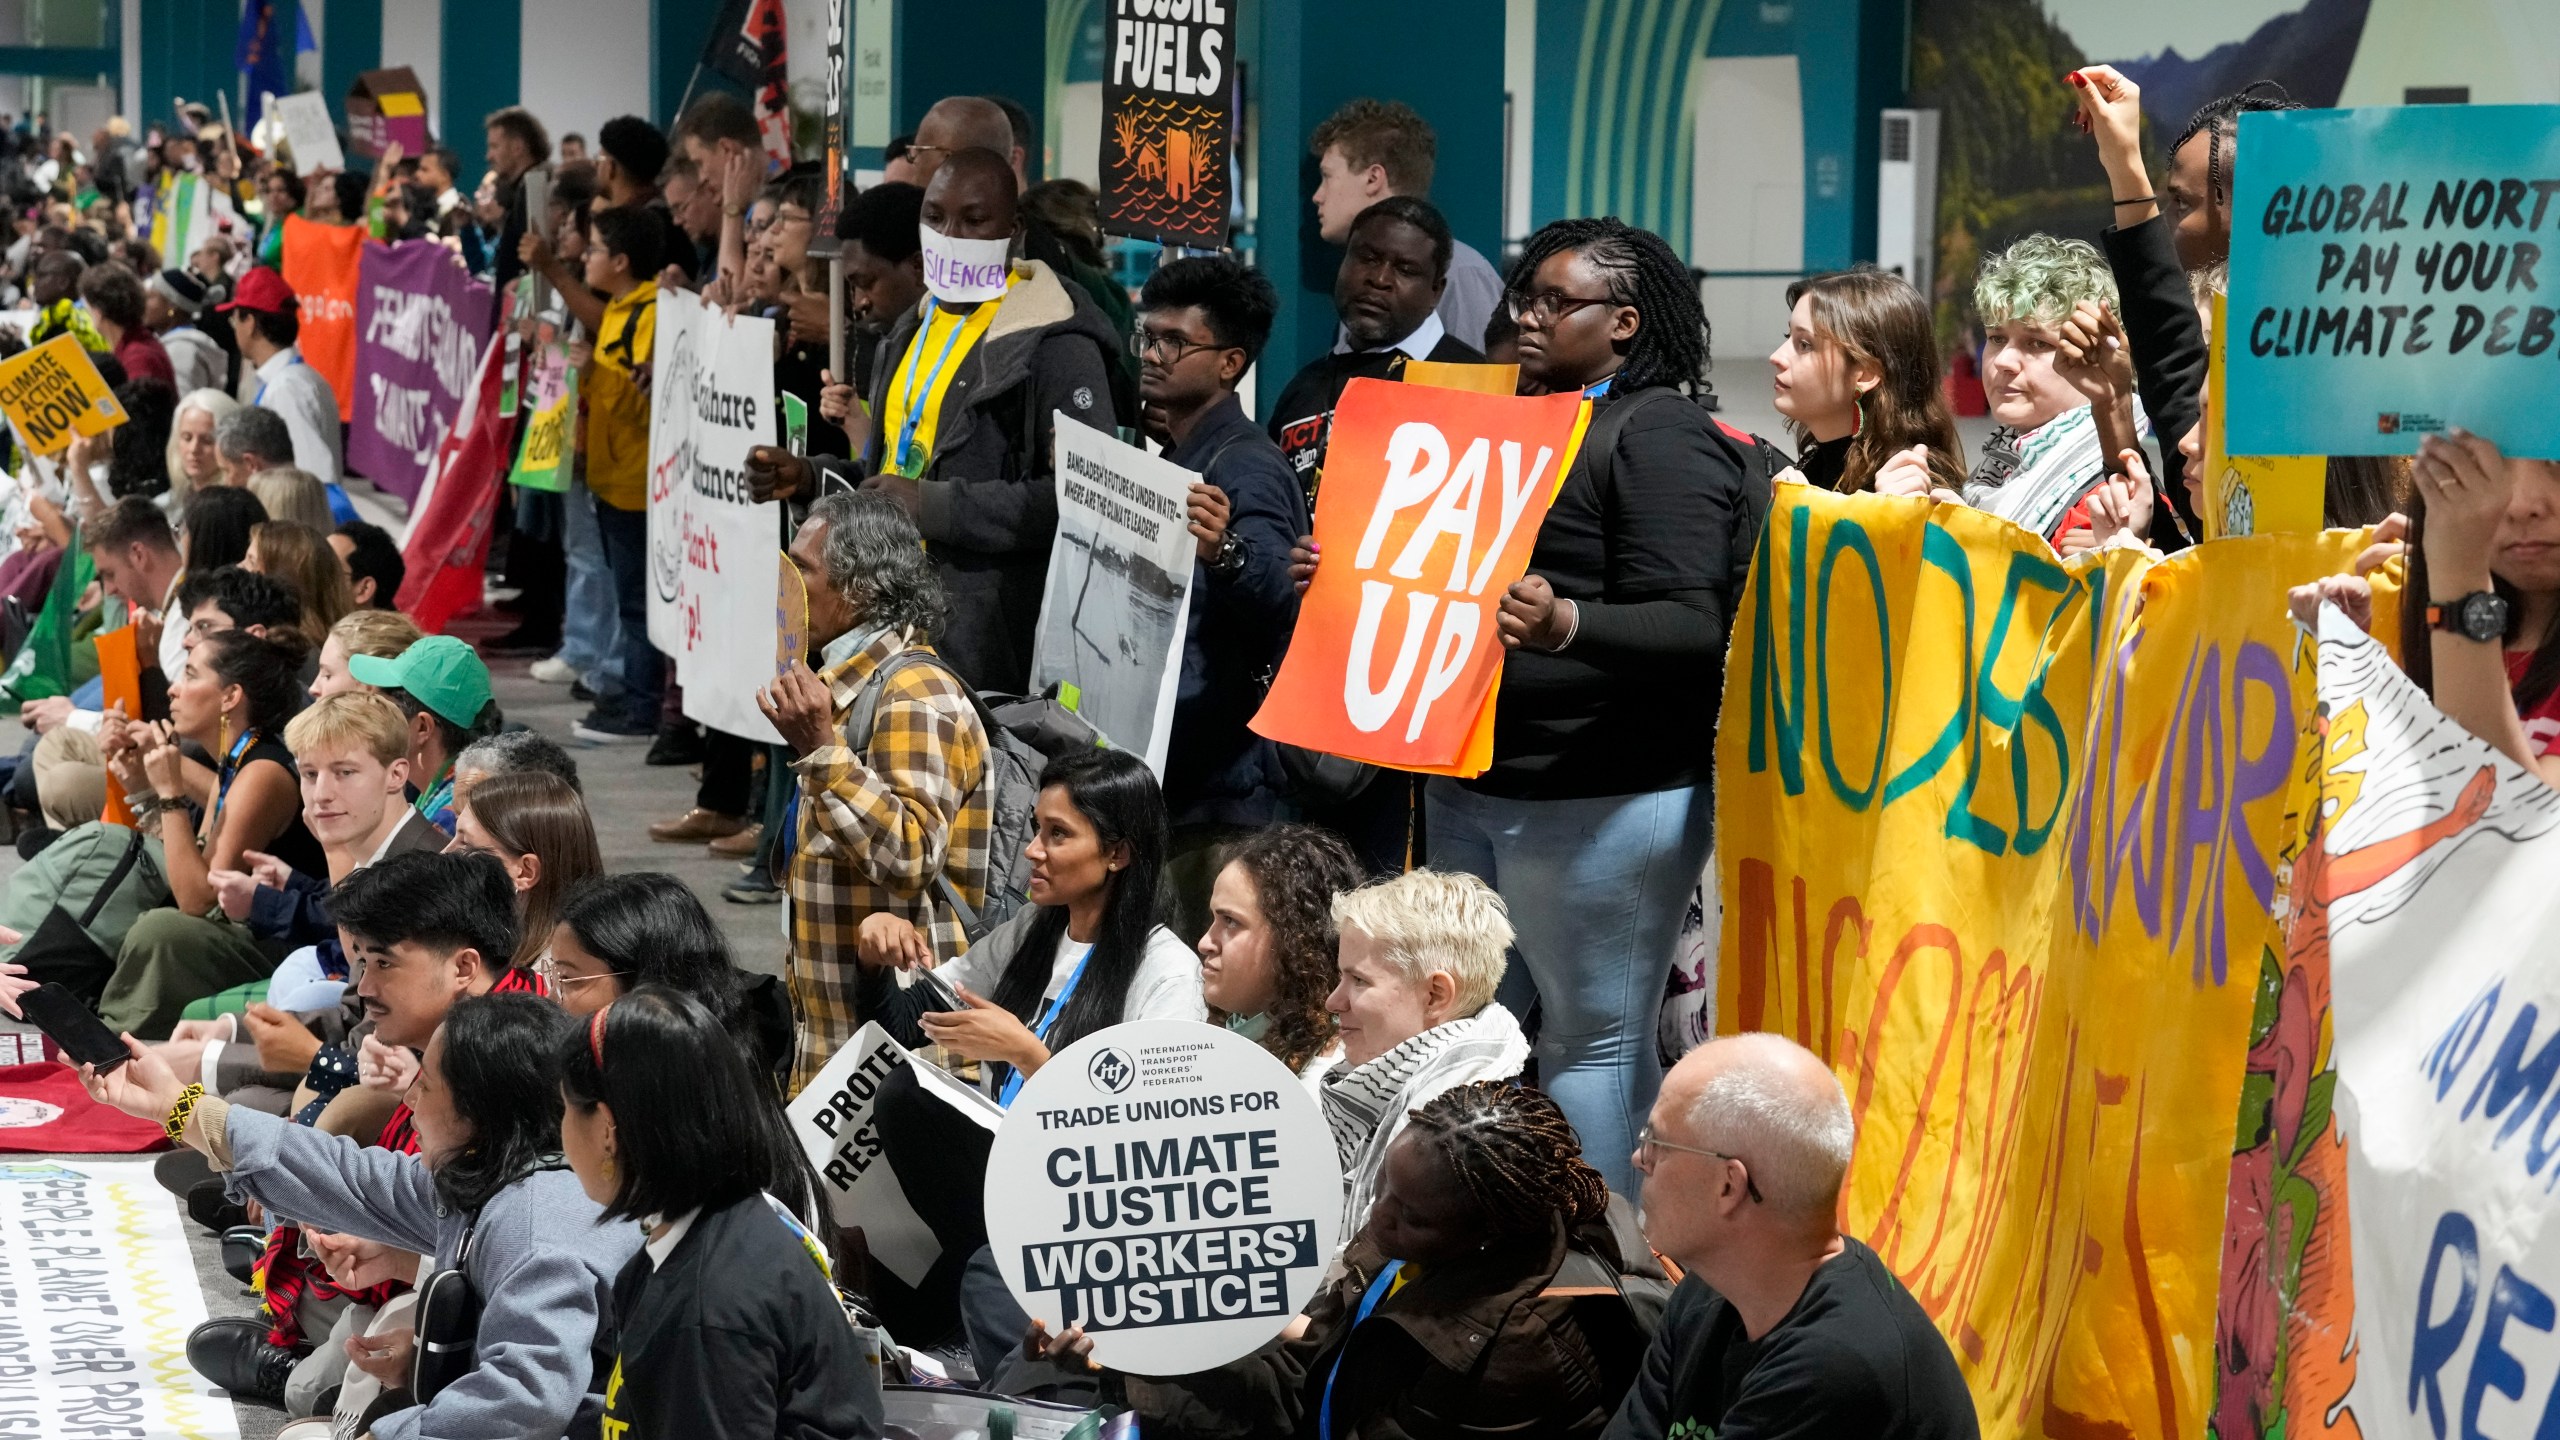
[828,255,847,385]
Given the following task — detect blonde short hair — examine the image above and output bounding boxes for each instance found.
[329,607,424,664]
[246,467,335,531]
[1329,868,1512,1014]
[284,690,411,767]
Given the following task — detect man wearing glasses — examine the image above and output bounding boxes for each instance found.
[1607,1033,1978,1439]
[1129,255,1304,937]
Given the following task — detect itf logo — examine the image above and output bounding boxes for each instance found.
[1087,1047,1135,1094]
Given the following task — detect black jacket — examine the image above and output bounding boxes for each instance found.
[1265,334,1485,507]
[2100,214,2206,544]
[1164,393,1304,826]
[600,1194,881,1440]
[839,260,1128,692]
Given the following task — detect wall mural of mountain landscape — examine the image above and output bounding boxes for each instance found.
[1909,0,2373,345]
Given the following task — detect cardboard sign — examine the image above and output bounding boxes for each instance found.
[94,625,141,828]
[271,92,343,176]
[1031,421,1197,772]
[1403,360,1520,396]
[789,1022,1004,1289]
[983,1022,1341,1375]
[777,550,809,676]
[2227,104,2560,459]
[2203,293,2323,538]
[1097,0,1235,245]
[0,335,124,455]
[1252,379,1587,774]
[646,289,787,744]
[345,67,431,160]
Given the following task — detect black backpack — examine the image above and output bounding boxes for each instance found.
[1577,385,1784,601]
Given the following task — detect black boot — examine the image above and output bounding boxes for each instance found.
[186,1316,297,1401]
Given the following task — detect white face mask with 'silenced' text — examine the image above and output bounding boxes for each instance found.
[919,224,1012,304]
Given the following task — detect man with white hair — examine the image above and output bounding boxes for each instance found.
[1605,1033,1978,1439]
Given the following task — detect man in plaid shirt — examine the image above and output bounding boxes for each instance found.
[759,491,992,1093]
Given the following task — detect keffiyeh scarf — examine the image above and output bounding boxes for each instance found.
[1962,396,2152,540]
[1321,1003,1530,1241]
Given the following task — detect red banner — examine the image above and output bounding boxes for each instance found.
[281,214,364,422]
[396,333,511,631]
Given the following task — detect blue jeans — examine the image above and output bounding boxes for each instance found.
[555,477,623,695]
[591,501,663,729]
[1425,777,1714,1194]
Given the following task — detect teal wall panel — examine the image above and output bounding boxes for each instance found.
[322,0,380,133]
[442,0,520,189]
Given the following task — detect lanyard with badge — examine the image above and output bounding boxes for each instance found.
[994,945,1094,1107]
[1320,1259,1407,1439]
[253,352,301,406]
[208,727,260,839]
[891,306,972,476]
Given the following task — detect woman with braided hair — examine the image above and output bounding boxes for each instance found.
[1027,1081,1662,1439]
[1371,214,1748,1194]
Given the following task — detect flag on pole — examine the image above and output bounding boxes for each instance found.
[235,0,301,132]
[701,0,793,169]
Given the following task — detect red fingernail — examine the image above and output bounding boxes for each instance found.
[2069,72,2086,86]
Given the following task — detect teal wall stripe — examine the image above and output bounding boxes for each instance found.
[138,0,237,136]
[322,0,381,132]
[441,0,520,189]
[654,0,732,129]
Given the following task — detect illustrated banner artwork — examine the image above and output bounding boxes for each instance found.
[0,335,124,456]
[0,1157,240,1439]
[1253,380,1586,776]
[789,1023,1004,1290]
[348,239,495,501]
[2289,607,2560,1440]
[280,214,364,424]
[1033,421,1197,773]
[1716,483,2372,1439]
[644,289,785,744]
[2227,104,2560,460]
[1097,0,1235,245]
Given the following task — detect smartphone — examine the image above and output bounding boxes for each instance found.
[19,984,129,1073]
[906,967,964,1015]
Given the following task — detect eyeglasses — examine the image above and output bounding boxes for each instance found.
[1504,289,1618,325]
[904,143,955,168]
[532,954,624,989]
[1129,329,1237,365]
[1635,1121,1763,1203]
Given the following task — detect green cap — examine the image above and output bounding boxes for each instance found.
[348,635,493,729]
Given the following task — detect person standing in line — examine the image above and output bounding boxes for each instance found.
[1606,1034,1979,1439]
[217,268,346,506]
[1306,99,1504,353]
[558,207,666,744]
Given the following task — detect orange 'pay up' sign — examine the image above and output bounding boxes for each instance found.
[1251,379,1588,775]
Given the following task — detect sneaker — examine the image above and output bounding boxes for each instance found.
[186,1316,298,1401]
[722,872,784,905]
[570,680,597,703]
[646,724,707,768]
[185,1175,247,1233]
[528,656,578,684]
[572,708,654,743]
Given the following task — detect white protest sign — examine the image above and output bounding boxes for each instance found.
[644,287,786,742]
[788,1022,1004,1289]
[984,1021,1341,1375]
[0,1157,239,1439]
[1031,419,1196,772]
[271,93,344,177]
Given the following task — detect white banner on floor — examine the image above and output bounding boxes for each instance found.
[0,1157,238,1440]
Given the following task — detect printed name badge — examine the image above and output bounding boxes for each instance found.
[983,1021,1342,1375]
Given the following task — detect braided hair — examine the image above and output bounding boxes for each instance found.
[1504,217,1708,395]
[2170,81,2304,211]
[1405,1082,1610,1239]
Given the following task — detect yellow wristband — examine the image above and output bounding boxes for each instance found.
[163,1083,206,1143]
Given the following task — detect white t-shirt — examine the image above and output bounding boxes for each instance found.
[941,922,1206,1034]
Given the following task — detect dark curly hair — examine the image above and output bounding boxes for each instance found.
[1404,1082,1610,1239]
[1212,824,1362,1075]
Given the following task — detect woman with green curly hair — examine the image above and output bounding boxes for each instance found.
[1962,233,2153,547]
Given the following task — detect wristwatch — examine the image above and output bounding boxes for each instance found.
[2426,590,2509,643]
[1208,531,1247,577]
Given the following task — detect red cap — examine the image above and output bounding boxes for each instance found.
[217,266,298,316]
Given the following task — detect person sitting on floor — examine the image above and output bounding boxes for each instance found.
[1196,823,1364,1095]
[95,627,324,1036]
[346,635,498,834]
[443,769,602,972]
[1319,868,1531,1247]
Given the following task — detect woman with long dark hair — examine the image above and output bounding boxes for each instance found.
[177,483,266,574]
[546,872,795,1088]
[81,992,634,1437]
[2391,434,2560,783]
[1768,266,1967,495]
[558,987,878,1439]
[445,770,602,971]
[1198,823,1362,1085]
[855,746,1201,1101]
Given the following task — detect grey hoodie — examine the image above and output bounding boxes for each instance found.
[221,1105,639,1440]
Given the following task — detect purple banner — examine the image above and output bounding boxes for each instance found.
[346,240,493,501]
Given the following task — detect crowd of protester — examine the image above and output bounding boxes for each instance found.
[0,53,2530,1440]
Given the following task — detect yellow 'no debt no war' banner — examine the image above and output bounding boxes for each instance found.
[1714,482,2375,1439]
